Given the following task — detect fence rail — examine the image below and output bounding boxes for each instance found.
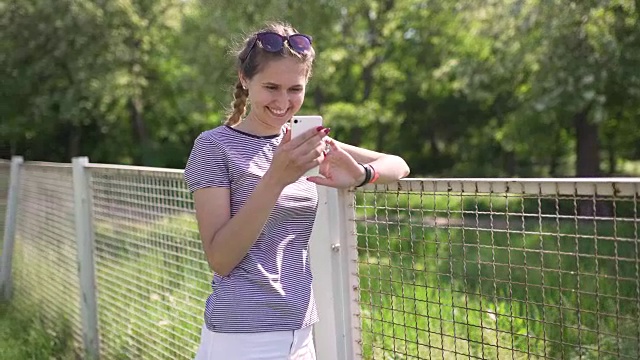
[0,156,638,360]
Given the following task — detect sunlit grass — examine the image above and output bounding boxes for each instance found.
[0,301,75,360]
[355,192,639,359]
[4,192,639,359]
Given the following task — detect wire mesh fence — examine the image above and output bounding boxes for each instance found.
[354,180,640,359]
[11,162,84,354]
[88,164,210,359]
[4,159,640,360]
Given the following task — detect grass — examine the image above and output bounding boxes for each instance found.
[90,213,211,359]
[355,191,639,359]
[0,301,75,359]
[4,190,639,359]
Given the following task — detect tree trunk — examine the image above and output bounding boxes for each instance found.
[504,151,517,176]
[607,143,617,175]
[548,133,564,177]
[129,96,149,164]
[376,123,390,151]
[574,108,611,217]
[430,132,440,158]
[574,108,599,178]
[350,127,363,147]
[362,62,376,101]
[68,125,81,158]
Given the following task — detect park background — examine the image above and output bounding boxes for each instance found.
[1,0,640,359]
[2,0,640,178]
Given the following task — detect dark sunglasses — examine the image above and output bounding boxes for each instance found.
[242,32,313,62]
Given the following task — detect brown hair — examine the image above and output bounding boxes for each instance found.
[224,21,316,126]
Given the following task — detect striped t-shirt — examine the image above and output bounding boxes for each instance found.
[183,124,319,333]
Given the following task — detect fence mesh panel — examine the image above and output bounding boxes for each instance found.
[354,180,640,360]
[0,159,10,250]
[89,165,210,360]
[12,163,84,354]
[6,161,640,360]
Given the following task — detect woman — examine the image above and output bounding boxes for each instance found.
[184,21,410,359]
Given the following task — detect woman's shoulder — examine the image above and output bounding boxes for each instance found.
[195,125,232,144]
[193,126,250,155]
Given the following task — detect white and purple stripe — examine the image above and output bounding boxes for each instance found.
[184,125,319,333]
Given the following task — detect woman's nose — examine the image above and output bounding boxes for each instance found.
[275,91,290,107]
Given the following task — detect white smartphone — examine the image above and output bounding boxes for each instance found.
[290,115,324,177]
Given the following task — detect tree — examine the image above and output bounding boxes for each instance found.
[444,0,640,178]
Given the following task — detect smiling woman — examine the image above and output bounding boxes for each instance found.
[235,57,308,135]
[183,20,410,360]
[225,24,315,135]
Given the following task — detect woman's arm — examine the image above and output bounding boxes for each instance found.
[307,138,410,188]
[193,176,285,277]
[333,139,410,184]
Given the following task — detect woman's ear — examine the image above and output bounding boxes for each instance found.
[238,72,247,89]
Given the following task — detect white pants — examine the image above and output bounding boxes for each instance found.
[193,324,316,360]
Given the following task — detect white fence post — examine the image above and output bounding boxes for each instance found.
[72,157,100,359]
[336,188,361,360]
[310,186,361,360]
[0,156,24,300]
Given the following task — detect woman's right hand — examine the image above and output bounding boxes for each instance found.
[265,125,329,187]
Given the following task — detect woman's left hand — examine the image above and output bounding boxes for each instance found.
[306,138,365,189]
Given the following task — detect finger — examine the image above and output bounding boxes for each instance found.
[326,137,340,151]
[293,137,326,160]
[297,151,324,169]
[280,126,292,144]
[280,125,310,150]
[306,176,334,187]
[289,126,326,148]
[294,127,330,151]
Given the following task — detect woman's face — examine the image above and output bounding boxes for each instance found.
[243,57,308,129]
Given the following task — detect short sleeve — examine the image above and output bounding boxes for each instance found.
[183,133,230,192]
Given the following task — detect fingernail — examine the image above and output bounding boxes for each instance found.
[323,128,331,134]
[316,126,324,131]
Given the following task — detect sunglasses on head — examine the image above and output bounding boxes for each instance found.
[242,32,313,62]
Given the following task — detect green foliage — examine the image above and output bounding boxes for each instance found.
[1,0,640,175]
[0,302,75,360]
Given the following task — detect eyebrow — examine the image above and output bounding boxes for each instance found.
[262,82,303,88]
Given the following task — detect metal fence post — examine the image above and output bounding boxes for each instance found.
[310,186,361,360]
[72,157,100,359]
[336,188,362,360]
[0,155,24,300]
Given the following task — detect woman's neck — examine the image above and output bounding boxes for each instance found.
[233,113,284,137]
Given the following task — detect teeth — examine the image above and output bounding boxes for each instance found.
[269,107,286,116]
